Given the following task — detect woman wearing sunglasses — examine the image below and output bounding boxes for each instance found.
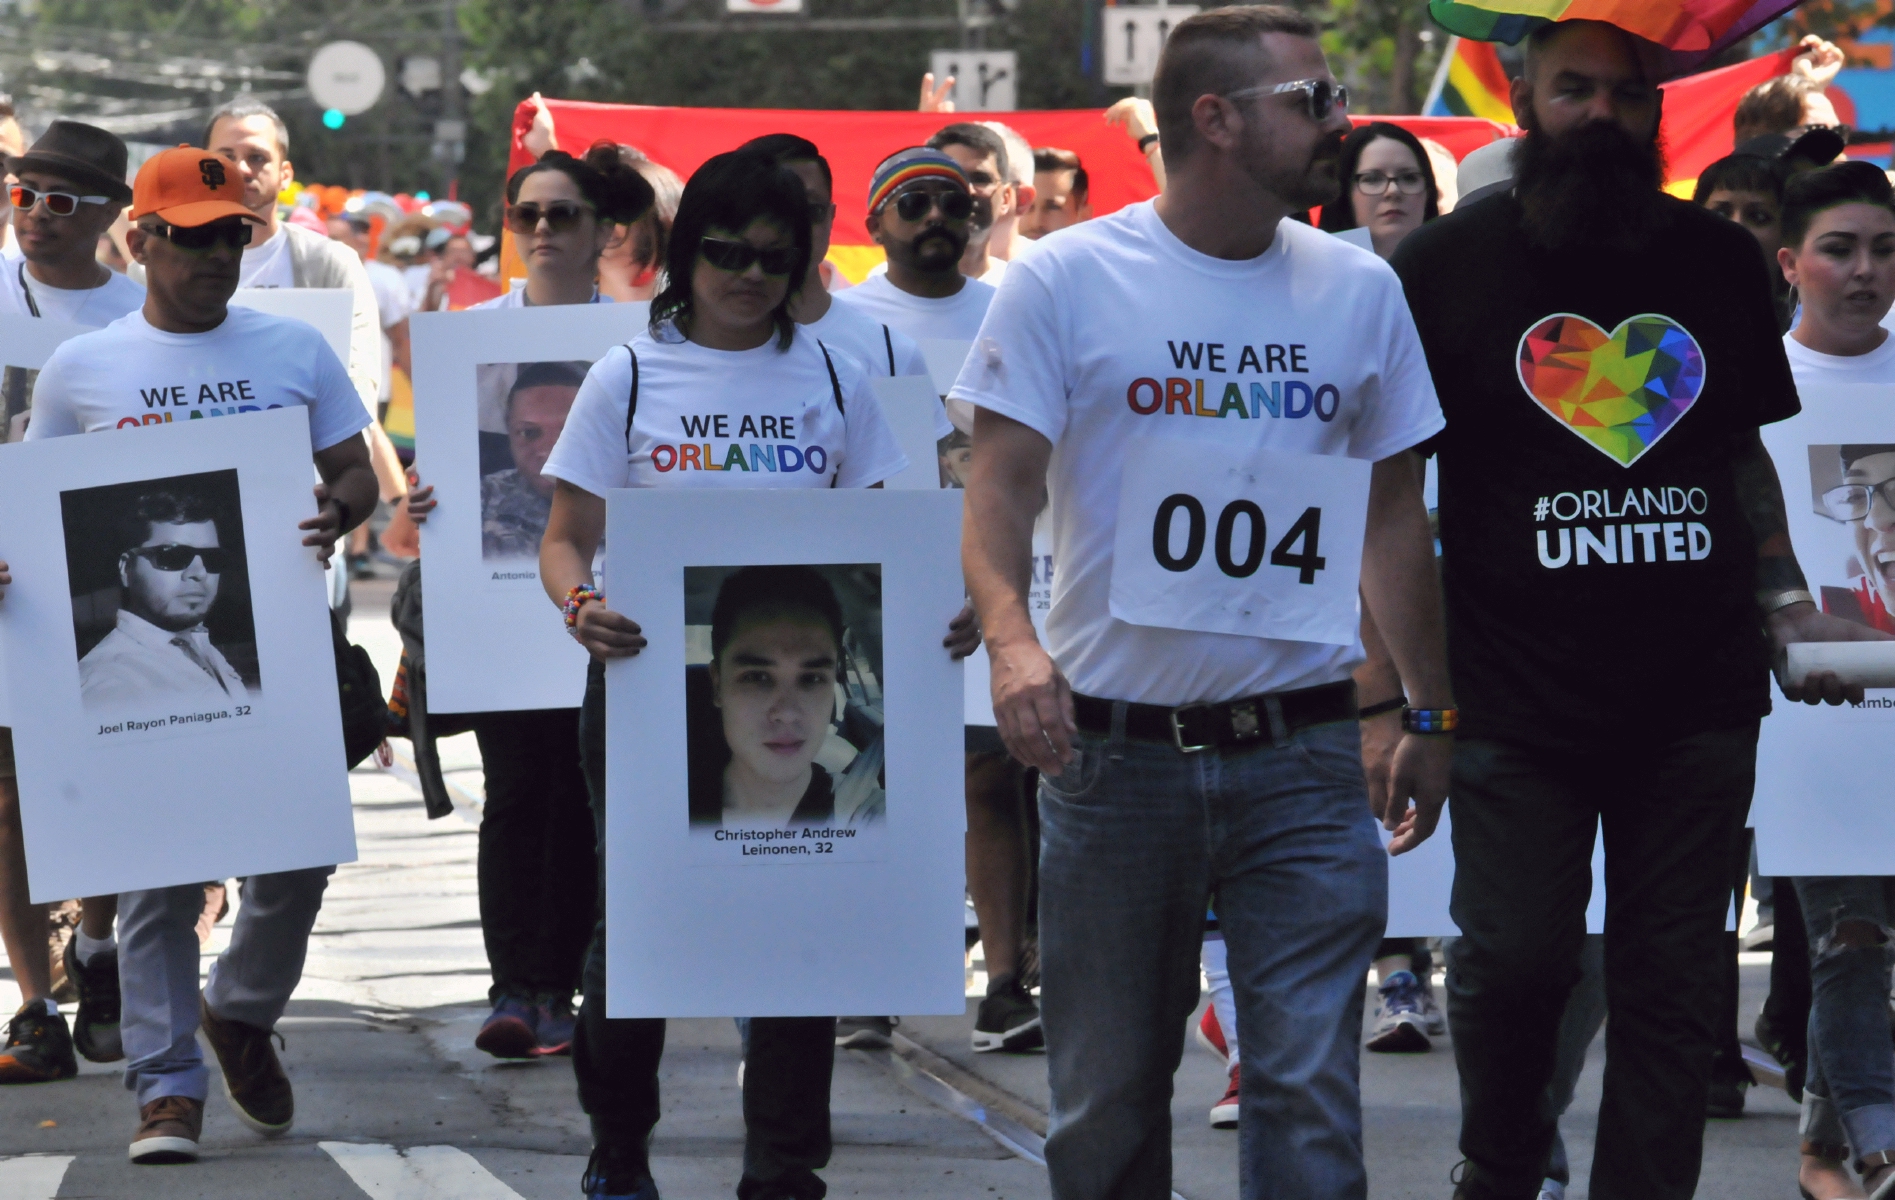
[1316,121,1440,262]
[537,148,973,1200]
[389,141,656,1068]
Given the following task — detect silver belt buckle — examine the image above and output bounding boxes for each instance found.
[1170,703,1215,754]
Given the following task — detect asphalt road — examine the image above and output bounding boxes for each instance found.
[0,578,1812,1199]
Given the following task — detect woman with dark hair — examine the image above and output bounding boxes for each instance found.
[386,140,657,1068]
[1695,152,1794,330]
[1317,122,1440,261]
[537,146,977,1200]
[600,145,684,303]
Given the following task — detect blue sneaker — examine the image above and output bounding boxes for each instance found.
[475,995,539,1061]
[582,1146,660,1199]
[536,997,575,1057]
[1365,970,1432,1053]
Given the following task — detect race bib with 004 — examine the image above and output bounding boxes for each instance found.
[1109,437,1371,646]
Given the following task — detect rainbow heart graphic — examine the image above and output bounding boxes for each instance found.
[1515,312,1706,468]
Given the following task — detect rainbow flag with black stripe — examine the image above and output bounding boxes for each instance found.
[1424,37,1514,121]
[1428,0,1802,75]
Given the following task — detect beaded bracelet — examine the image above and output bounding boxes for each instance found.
[1402,707,1458,735]
[563,585,605,631]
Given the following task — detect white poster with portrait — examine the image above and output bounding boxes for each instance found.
[604,488,966,1016]
[0,408,355,901]
[1753,383,1895,876]
[411,303,648,713]
[0,312,98,727]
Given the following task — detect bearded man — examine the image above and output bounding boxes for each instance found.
[1389,19,1872,1200]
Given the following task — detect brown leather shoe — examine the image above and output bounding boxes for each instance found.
[128,1094,202,1163]
[198,994,292,1135]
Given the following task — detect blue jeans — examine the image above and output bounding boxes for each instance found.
[1793,875,1895,1160]
[1037,712,1385,1200]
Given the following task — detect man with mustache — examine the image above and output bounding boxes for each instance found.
[960,6,1452,1197]
[80,490,247,706]
[1388,20,1877,1200]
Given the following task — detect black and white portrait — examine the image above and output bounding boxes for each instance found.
[477,359,589,561]
[684,564,885,836]
[61,469,258,711]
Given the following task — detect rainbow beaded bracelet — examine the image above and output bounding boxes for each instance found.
[563,584,605,631]
[1402,707,1458,735]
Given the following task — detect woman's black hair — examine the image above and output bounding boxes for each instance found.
[1691,153,1789,207]
[1317,122,1440,232]
[505,140,656,227]
[650,149,813,351]
[1781,160,1895,249]
[709,565,844,663]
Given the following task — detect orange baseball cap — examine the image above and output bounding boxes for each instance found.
[130,145,263,228]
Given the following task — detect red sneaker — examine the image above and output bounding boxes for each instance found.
[1196,1005,1228,1063]
[1209,1064,1239,1129]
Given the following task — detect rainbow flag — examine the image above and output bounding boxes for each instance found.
[1428,0,1802,75]
[1424,37,1515,121]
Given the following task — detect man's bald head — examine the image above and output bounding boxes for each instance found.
[1152,5,1319,161]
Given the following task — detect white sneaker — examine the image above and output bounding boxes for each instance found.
[1418,976,1447,1037]
[1537,1181,1565,1200]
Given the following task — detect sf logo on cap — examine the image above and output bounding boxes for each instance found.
[199,158,226,189]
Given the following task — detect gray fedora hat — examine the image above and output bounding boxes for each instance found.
[9,120,132,205]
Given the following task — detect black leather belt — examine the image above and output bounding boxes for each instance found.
[1072,680,1358,753]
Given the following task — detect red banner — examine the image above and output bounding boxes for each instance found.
[507,99,1514,250]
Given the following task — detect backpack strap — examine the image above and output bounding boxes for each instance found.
[621,343,640,454]
[818,340,845,415]
[882,324,895,375]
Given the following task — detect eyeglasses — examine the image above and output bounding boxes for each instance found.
[1355,170,1427,196]
[698,236,798,276]
[148,220,254,251]
[8,185,112,217]
[503,201,593,235]
[891,189,974,222]
[1822,479,1895,522]
[1224,78,1350,122]
[126,543,231,574]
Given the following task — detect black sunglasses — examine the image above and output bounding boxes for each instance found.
[126,543,232,574]
[892,189,974,222]
[148,220,253,252]
[9,185,113,217]
[698,236,798,276]
[504,200,594,235]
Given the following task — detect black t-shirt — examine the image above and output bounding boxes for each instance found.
[1391,192,1798,745]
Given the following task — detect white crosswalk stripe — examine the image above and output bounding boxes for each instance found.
[0,1155,73,1200]
[319,1142,524,1199]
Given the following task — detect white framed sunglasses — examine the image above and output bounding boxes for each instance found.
[1224,78,1350,122]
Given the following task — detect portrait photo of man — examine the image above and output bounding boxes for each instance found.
[1812,443,1895,633]
[62,470,257,710]
[478,359,589,561]
[683,564,886,833]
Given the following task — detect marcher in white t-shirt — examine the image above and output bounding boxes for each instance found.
[392,143,654,1068]
[833,148,997,347]
[537,147,974,1200]
[22,144,378,1166]
[1768,161,1895,1199]
[954,12,1453,1198]
[0,119,148,1096]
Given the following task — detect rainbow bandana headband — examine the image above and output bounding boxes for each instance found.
[867,147,969,215]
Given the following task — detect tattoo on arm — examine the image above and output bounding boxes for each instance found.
[1731,430,1808,597]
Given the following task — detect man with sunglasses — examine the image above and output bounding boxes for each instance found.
[958,8,1450,1199]
[80,490,246,706]
[834,147,997,374]
[0,118,148,1096]
[23,144,378,1167]
[0,121,144,329]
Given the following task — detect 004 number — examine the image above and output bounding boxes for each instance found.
[1150,494,1326,584]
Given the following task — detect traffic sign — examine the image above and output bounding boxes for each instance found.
[1102,6,1198,87]
[927,50,1018,112]
[307,41,386,115]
